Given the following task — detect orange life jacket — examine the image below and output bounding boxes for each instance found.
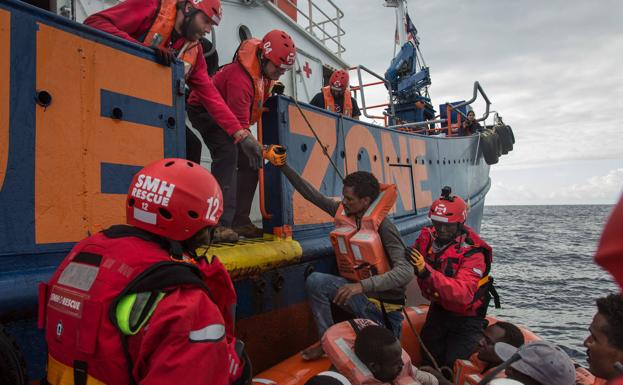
[142,0,199,78]
[321,319,421,385]
[575,366,607,385]
[39,226,241,385]
[329,184,397,282]
[453,353,501,384]
[234,39,273,125]
[460,373,484,385]
[322,86,353,117]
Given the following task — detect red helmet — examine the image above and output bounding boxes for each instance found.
[428,186,467,223]
[261,29,296,69]
[329,70,349,91]
[595,196,623,289]
[126,158,223,241]
[188,0,222,25]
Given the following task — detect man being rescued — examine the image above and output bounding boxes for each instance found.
[322,319,440,385]
[265,151,414,361]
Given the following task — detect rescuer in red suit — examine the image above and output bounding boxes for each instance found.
[42,159,249,385]
[187,30,296,242]
[84,0,265,197]
[407,186,498,368]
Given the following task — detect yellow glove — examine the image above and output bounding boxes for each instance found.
[406,247,426,275]
[263,145,287,166]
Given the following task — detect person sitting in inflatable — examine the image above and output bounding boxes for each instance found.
[413,321,526,385]
[454,321,525,380]
[493,340,576,385]
[590,196,623,385]
[583,294,623,385]
[321,319,439,385]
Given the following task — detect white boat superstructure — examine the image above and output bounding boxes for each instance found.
[55,0,350,103]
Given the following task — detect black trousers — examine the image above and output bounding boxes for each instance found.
[186,105,258,228]
[420,304,487,368]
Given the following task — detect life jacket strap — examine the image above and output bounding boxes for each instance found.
[73,360,88,385]
[367,297,405,313]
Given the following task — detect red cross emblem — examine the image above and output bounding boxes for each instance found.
[303,62,312,78]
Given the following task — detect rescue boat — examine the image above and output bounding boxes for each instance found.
[0,0,515,382]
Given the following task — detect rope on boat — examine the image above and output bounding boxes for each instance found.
[339,114,349,176]
[401,307,443,373]
[290,97,345,181]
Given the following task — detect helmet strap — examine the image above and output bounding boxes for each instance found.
[183,227,216,261]
[180,2,200,40]
[260,57,272,78]
[168,240,184,260]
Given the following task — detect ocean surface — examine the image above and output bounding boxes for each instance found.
[480,205,618,365]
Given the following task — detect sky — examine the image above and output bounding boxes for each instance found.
[331,0,623,205]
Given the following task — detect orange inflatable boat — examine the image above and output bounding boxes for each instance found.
[252,305,604,385]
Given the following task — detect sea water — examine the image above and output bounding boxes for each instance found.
[482,205,618,364]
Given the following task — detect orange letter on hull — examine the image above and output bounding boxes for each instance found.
[35,25,171,244]
[288,105,338,225]
[0,10,9,192]
[381,132,414,213]
[344,124,383,179]
[407,137,432,210]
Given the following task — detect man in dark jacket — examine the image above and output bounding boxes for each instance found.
[461,110,483,136]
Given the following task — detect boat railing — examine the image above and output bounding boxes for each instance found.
[271,0,346,57]
[388,81,492,137]
[350,65,396,124]
[445,81,491,123]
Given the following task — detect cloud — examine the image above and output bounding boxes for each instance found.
[335,0,623,166]
[487,168,623,205]
[547,168,623,202]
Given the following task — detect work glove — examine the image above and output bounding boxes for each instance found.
[238,134,263,171]
[154,47,175,66]
[406,246,427,277]
[263,145,287,167]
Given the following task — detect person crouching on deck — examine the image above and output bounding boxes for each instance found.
[406,186,499,368]
[264,150,414,361]
[187,30,296,242]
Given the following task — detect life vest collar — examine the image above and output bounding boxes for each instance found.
[322,86,353,117]
[141,0,199,78]
[330,184,396,281]
[235,39,272,125]
[322,319,418,385]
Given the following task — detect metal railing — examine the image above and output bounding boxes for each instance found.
[351,65,395,123]
[271,0,346,57]
[384,81,493,137]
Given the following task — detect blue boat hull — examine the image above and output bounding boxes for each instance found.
[0,0,490,378]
